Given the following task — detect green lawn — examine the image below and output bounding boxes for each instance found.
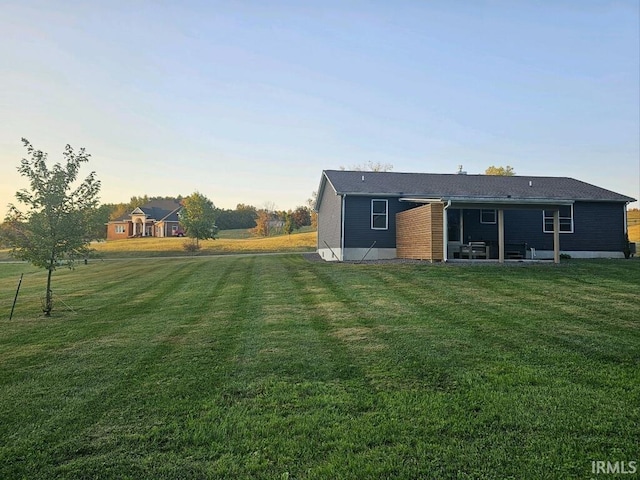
[0,256,638,479]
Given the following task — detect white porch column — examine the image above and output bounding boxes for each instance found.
[553,210,560,264]
[498,209,505,263]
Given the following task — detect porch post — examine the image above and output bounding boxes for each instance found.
[553,210,560,264]
[498,209,505,263]
[442,205,448,261]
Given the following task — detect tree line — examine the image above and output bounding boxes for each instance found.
[100,198,314,236]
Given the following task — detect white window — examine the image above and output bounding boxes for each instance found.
[371,199,388,230]
[171,225,178,233]
[543,206,574,233]
[480,209,496,224]
[115,225,125,234]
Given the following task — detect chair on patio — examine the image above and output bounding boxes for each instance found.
[459,242,489,259]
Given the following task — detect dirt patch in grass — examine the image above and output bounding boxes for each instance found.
[332,326,388,352]
[331,326,372,342]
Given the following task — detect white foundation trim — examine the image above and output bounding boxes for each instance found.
[534,250,625,259]
[317,248,397,261]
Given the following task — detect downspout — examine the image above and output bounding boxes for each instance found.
[341,194,346,262]
[624,203,629,234]
[443,200,451,262]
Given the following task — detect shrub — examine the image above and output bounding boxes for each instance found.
[183,241,201,253]
[623,233,631,259]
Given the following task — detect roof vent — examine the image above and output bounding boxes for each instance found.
[457,165,467,175]
[362,175,365,182]
[529,180,533,187]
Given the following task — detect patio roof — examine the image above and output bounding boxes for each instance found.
[399,196,574,210]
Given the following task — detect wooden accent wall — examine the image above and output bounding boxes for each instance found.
[396,203,444,261]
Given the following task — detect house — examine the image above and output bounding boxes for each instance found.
[315,170,636,263]
[106,199,183,240]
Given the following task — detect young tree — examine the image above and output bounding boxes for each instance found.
[4,138,101,316]
[180,191,217,247]
[283,212,295,236]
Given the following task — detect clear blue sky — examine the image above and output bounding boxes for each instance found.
[1,0,639,211]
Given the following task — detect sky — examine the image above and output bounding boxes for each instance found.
[1,0,639,212]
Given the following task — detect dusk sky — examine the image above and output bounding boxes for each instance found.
[1,0,639,212]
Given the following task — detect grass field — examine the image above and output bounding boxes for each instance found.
[629,212,640,243]
[87,230,316,258]
[1,256,639,478]
[629,209,640,242]
[0,230,316,262]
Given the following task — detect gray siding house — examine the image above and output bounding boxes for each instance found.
[315,170,635,262]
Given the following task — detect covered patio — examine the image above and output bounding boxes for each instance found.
[396,198,572,264]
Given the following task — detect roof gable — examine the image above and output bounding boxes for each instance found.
[320,170,635,205]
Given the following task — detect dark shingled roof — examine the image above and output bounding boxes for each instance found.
[321,170,635,203]
[113,199,182,222]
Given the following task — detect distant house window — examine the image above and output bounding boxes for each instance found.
[171,225,178,233]
[543,206,574,233]
[115,225,125,234]
[480,209,497,224]
[371,199,388,230]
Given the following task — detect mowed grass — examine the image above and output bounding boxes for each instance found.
[0,256,638,479]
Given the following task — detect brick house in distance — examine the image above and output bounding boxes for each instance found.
[106,199,183,240]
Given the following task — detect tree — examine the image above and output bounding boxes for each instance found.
[339,161,393,172]
[106,195,183,221]
[4,138,101,316]
[180,191,217,247]
[252,210,271,237]
[283,212,295,236]
[485,165,515,176]
[214,204,257,230]
[307,191,318,230]
[87,204,112,240]
[291,206,311,229]
[0,221,14,248]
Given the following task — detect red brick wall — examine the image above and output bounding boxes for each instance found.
[106,222,132,240]
[396,203,444,261]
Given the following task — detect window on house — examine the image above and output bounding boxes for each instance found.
[543,206,574,233]
[115,225,125,234]
[371,199,388,230]
[480,209,497,224]
[171,225,178,233]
